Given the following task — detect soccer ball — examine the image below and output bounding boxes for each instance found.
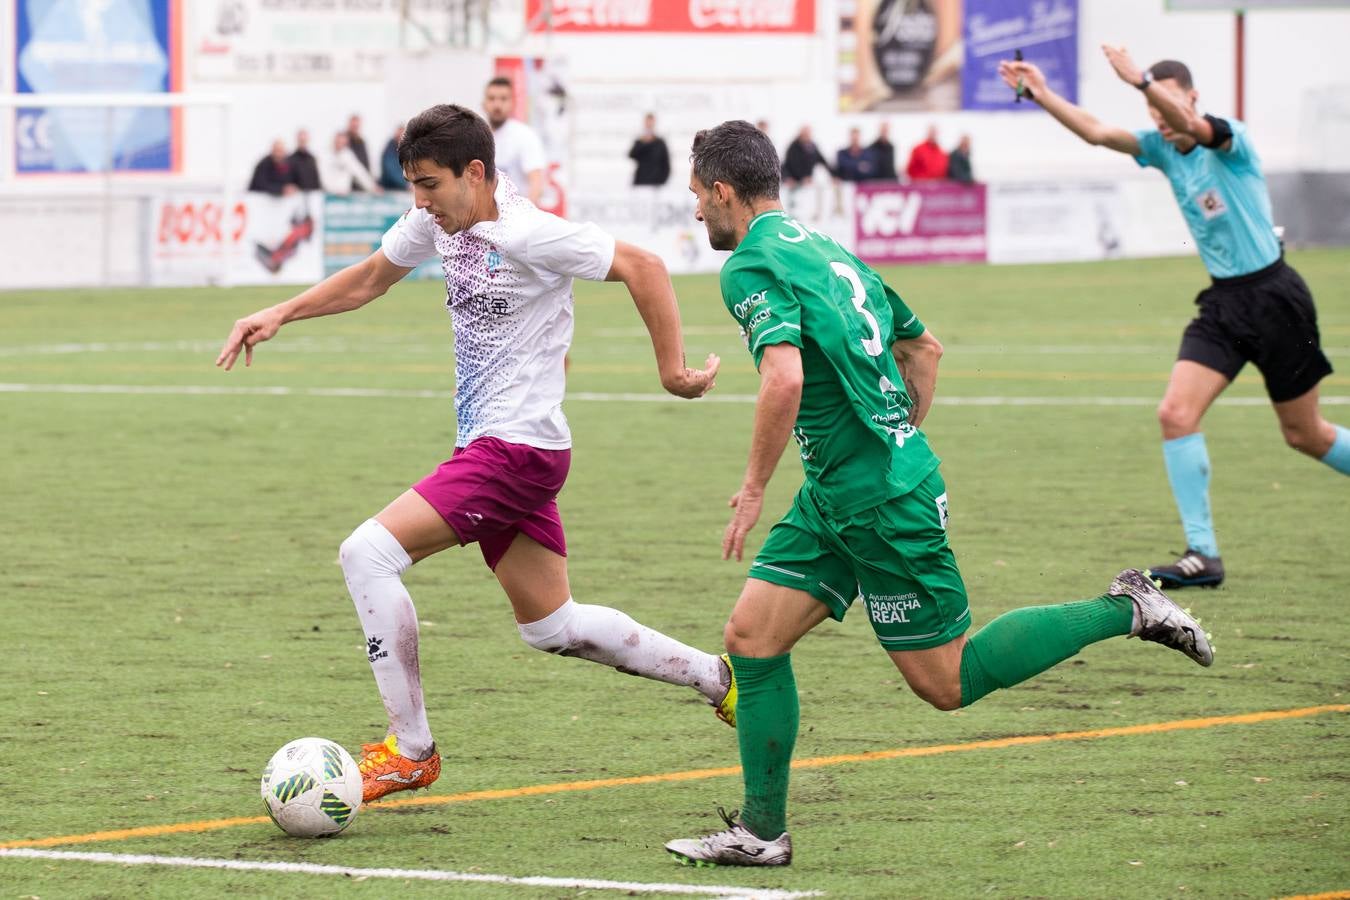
[260,737,363,837]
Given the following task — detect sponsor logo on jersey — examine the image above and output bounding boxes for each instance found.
[1195,188,1228,221]
[733,289,768,319]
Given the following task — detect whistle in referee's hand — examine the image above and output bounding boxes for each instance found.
[1014,48,1027,102]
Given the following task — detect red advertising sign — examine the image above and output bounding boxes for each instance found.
[525,0,815,33]
[854,182,987,265]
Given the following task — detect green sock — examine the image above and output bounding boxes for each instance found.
[959,594,1133,707]
[729,653,798,839]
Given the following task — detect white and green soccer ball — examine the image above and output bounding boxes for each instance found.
[260,737,363,837]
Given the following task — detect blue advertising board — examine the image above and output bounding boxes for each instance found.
[962,0,1078,111]
[15,0,177,173]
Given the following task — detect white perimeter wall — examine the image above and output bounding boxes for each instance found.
[0,1,1347,189]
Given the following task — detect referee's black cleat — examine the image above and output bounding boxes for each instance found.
[1148,548,1224,589]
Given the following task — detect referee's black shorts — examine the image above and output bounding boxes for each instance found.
[1178,258,1333,403]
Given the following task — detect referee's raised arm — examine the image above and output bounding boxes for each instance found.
[997,56,1141,156]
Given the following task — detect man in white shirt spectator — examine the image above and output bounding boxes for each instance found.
[483,76,546,206]
[324,131,381,196]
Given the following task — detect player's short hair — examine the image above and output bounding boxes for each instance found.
[399,104,496,180]
[486,76,513,92]
[690,120,779,203]
[1148,60,1193,89]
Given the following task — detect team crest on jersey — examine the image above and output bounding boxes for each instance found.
[485,248,502,273]
[1195,189,1228,221]
[935,492,949,530]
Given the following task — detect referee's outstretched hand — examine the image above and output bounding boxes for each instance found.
[997,58,1046,98]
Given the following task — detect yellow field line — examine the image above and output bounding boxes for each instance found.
[2,704,1344,850]
[1278,893,1350,900]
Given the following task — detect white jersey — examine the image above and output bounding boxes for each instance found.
[492,118,547,194]
[380,176,615,450]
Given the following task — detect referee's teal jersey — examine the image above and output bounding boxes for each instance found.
[1133,120,1281,279]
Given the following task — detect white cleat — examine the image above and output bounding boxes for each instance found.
[1110,568,1214,667]
[665,807,792,867]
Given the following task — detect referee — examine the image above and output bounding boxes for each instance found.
[998,46,1348,589]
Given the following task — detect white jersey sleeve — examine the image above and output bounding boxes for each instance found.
[523,214,616,282]
[380,207,440,267]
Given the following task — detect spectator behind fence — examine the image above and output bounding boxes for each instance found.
[323,131,380,196]
[906,124,949,181]
[946,134,974,183]
[628,113,671,186]
[868,122,898,181]
[836,127,876,182]
[248,140,297,196]
[484,75,547,205]
[289,129,322,192]
[345,114,372,192]
[380,124,408,191]
[781,126,834,188]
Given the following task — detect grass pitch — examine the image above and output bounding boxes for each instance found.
[2,250,1348,898]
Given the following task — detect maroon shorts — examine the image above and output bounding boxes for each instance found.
[412,436,570,570]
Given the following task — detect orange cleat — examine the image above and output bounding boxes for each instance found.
[357,734,441,803]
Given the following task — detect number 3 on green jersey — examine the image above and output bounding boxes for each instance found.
[718,210,940,520]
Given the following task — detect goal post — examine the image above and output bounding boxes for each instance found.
[0,91,234,288]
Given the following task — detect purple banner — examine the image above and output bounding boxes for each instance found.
[854,182,987,265]
[962,0,1078,111]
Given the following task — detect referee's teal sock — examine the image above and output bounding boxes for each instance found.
[959,595,1134,707]
[1320,425,1350,475]
[1162,433,1219,557]
[729,653,797,840]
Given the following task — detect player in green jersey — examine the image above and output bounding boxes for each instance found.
[663,120,1215,868]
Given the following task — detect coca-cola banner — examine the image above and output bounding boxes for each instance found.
[854,181,986,265]
[525,0,816,33]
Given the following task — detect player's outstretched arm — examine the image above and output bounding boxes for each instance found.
[216,249,412,371]
[998,58,1140,156]
[606,240,720,398]
[891,328,943,428]
[725,343,802,561]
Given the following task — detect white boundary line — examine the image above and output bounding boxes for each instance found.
[0,848,820,899]
[1,338,1345,357]
[1,382,1347,406]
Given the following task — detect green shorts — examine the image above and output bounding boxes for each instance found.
[749,469,971,651]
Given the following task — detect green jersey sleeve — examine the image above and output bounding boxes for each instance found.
[720,252,803,367]
[883,283,925,342]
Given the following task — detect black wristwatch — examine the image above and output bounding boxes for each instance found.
[1136,70,1154,92]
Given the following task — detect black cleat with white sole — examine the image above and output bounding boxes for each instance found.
[665,807,792,867]
[1110,568,1214,667]
[1149,548,1224,589]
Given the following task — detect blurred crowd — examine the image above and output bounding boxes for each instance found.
[781,122,974,187]
[248,114,407,196]
[626,117,974,190]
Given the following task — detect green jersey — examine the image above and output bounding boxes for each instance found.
[721,209,940,519]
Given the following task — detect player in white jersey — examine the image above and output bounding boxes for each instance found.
[216,103,733,804]
[484,76,547,207]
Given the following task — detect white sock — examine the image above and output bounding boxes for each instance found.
[339,519,434,760]
[517,598,725,701]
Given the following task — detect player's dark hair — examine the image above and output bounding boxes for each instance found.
[399,104,496,180]
[690,120,780,203]
[486,75,513,91]
[1148,60,1193,89]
